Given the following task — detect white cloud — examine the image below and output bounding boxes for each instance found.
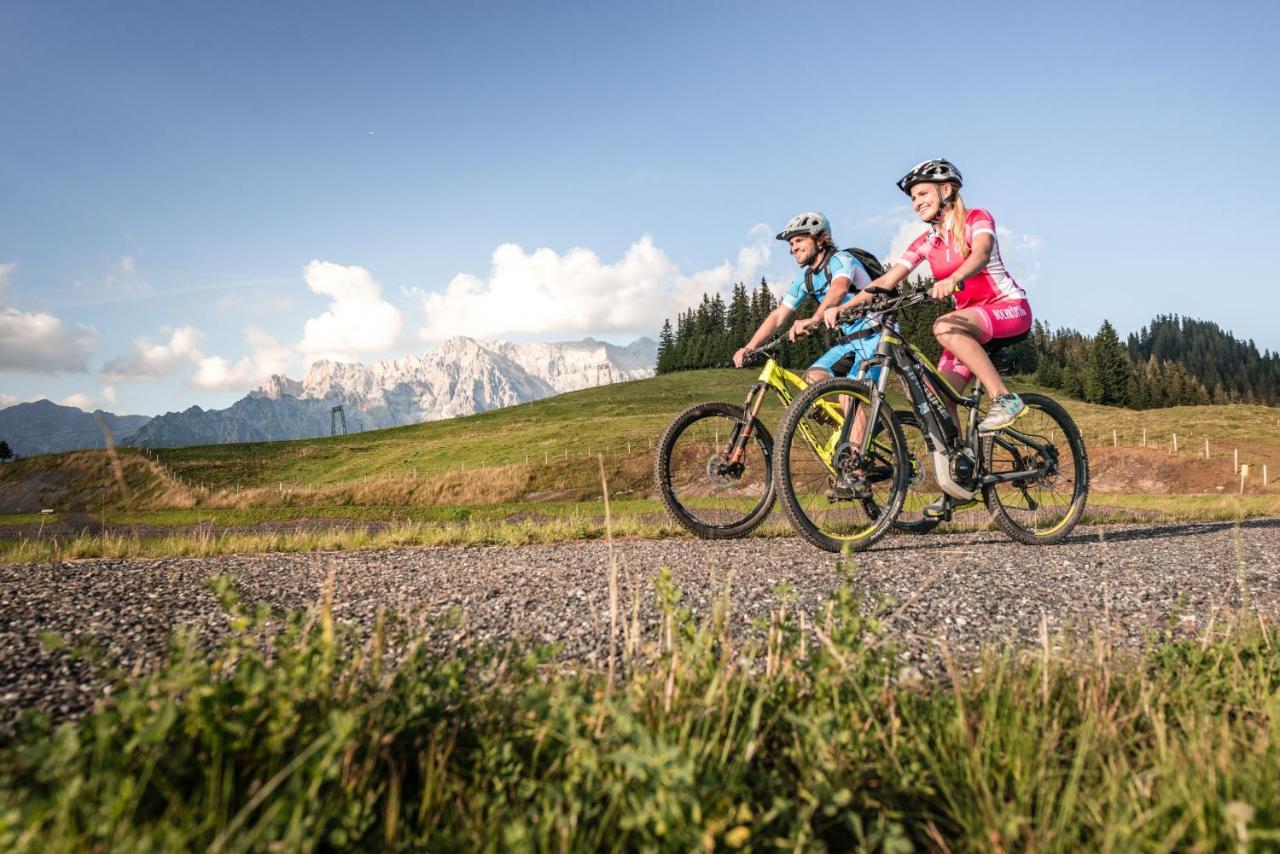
[414,232,771,341]
[101,385,117,406]
[0,393,22,409]
[0,308,96,373]
[298,261,402,361]
[100,326,205,382]
[100,322,295,393]
[996,225,1043,287]
[60,393,95,411]
[75,255,152,300]
[0,261,15,293]
[190,327,293,391]
[881,219,931,282]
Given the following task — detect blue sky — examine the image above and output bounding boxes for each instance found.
[2,0,1277,416]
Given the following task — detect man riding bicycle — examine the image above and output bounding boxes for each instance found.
[732,211,879,382]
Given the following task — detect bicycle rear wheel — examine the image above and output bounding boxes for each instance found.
[775,378,908,553]
[654,401,775,538]
[982,392,1089,545]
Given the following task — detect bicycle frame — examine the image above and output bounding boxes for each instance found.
[724,343,845,470]
[832,295,1064,503]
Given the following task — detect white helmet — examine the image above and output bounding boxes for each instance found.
[775,211,831,241]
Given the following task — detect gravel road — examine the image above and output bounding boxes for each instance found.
[3,518,1279,732]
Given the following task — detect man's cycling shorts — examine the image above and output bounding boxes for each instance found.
[810,332,882,381]
[937,298,1032,382]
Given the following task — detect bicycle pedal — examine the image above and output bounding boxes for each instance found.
[826,481,870,502]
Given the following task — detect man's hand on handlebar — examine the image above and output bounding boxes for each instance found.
[787,317,818,342]
[821,305,846,329]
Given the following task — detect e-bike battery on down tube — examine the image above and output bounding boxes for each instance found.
[895,345,977,501]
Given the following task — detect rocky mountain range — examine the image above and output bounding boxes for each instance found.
[0,400,151,458]
[123,336,656,448]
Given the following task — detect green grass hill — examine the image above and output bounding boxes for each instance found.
[2,370,1279,516]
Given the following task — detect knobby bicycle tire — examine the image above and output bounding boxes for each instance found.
[981,392,1090,545]
[774,378,909,553]
[654,401,775,539]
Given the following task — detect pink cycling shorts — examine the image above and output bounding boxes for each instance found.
[937,299,1032,382]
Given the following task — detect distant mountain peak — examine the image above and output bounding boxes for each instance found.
[131,336,657,448]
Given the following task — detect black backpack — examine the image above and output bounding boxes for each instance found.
[803,247,888,302]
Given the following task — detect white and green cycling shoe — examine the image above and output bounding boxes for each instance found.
[978,393,1027,432]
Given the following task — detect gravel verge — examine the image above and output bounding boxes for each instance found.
[2,518,1278,733]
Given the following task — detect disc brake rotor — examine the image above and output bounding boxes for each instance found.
[705,451,743,488]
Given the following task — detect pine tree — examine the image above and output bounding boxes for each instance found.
[1125,367,1148,409]
[1084,320,1130,405]
[728,282,751,345]
[656,319,675,374]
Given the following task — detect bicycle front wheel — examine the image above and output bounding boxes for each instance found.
[981,392,1089,545]
[654,401,775,538]
[775,378,908,553]
[891,411,942,534]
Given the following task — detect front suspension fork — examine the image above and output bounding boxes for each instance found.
[726,383,768,464]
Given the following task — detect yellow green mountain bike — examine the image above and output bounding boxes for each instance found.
[654,334,915,540]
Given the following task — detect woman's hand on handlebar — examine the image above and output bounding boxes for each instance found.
[732,347,750,368]
[931,277,962,300]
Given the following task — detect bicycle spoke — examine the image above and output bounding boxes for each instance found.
[656,403,775,538]
[983,395,1088,542]
[777,382,907,551]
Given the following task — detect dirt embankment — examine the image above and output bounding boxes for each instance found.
[1089,446,1278,494]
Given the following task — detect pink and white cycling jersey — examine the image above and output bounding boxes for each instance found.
[896,208,1026,309]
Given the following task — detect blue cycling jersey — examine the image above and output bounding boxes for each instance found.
[781,250,873,334]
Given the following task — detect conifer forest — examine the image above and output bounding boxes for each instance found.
[655,281,1280,409]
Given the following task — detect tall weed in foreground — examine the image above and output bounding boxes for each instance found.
[2,577,1279,851]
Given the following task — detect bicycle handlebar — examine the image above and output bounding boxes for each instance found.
[834,278,967,326]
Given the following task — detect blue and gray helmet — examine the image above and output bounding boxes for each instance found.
[775,211,831,241]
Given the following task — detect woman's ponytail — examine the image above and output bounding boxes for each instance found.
[947,189,970,259]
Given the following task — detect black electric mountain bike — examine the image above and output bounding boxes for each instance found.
[774,282,1090,552]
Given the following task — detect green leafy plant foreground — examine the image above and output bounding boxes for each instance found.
[3,576,1279,851]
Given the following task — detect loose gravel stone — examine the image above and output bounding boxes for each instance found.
[2,519,1278,733]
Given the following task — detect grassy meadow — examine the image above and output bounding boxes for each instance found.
[1,370,1278,562]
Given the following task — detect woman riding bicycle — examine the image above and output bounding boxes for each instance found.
[824,158,1032,433]
[732,211,879,383]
